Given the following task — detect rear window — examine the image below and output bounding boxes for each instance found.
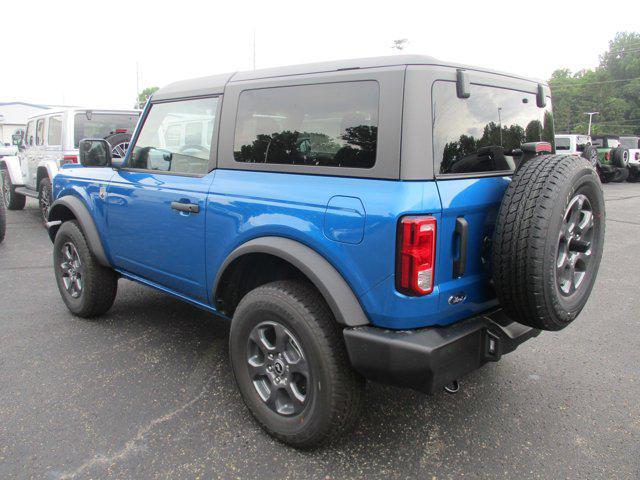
[74,112,139,147]
[234,81,379,169]
[432,81,554,175]
[555,137,571,150]
[620,137,639,149]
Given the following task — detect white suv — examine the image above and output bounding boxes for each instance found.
[0,108,140,223]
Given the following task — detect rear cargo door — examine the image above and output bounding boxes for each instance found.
[431,78,554,318]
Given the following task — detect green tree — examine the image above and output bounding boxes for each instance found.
[549,31,640,136]
[136,87,159,108]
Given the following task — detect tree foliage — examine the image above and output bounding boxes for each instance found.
[136,87,159,109]
[550,32,640,135]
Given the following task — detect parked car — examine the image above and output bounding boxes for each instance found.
[554,133,598,167]
[46,55,605,448]
[0,142,18,157]
[0,108,140,224]
[619,136,640,182]
[592,135,629,182]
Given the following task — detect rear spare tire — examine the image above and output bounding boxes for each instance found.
[581,145,599,168]
[611,148,629,168]
[492,154,605,331]
[103,132,132,160]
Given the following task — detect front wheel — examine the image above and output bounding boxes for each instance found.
[1,165,26,210]
[229,280,365,448]
[53,221,118,317]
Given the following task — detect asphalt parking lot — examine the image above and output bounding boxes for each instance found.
[1,184,639,480]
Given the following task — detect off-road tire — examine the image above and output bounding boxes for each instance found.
[0,195,5,243]
[229,280,365,448]
[611,167,629,183]
[627,169,640,182]
[53,221,118,318]
[581,145,599,168]
[493,154,605,331]
[104,132,132,159]
[1,165,26,210]
[38,177,53,226]
[611,148,629,168]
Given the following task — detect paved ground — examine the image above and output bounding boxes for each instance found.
[1,185,639,480]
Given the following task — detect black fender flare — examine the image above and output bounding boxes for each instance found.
[47,196,110,267]
[214,237,369,327]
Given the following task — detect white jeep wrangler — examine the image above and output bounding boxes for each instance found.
[0,108,139,223]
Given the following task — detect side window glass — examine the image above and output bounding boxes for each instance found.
[432,81,554,175]
[234,81,379,169]
[47,116,63,146]
[25,121,35,147]
[129,97,218,175]
[35,119,45,146]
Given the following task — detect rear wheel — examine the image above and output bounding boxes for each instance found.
[229,280,364,448]
[1,165,26,210]
[53,221,118,317]
[38,177,52,225]
[493,154,605,331]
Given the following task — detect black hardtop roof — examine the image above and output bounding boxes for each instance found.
[153,54,546,101]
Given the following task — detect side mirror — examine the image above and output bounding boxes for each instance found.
[79,138,111,167]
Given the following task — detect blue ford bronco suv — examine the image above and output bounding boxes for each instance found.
[47,55,605,448]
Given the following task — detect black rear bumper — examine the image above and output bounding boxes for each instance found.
[343,310,540,394]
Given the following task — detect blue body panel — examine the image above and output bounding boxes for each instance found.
[52,165,510,330]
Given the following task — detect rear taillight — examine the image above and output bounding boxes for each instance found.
[396,216,436,296]
[636,152,639,161]
[115,129,127,133]
[605,152,610,161]
[60,155,78,166]
[535,142,553,153]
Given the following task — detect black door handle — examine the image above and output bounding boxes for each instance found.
[453,216,468,278]
[171,201,199,214]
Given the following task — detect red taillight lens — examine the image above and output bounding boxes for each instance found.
[536,142,553,153]
[635,152,639,161]
[60,155,78,166]
[397,216,436,296]
[605,152,610,161]
[115,129,127,133]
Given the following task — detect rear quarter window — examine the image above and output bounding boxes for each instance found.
[432,81,554,175]
[233,81,379,169]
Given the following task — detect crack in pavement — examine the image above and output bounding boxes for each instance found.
[54,373,215,480]
[607,217,640,226]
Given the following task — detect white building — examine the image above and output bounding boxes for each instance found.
[0,102,69,144]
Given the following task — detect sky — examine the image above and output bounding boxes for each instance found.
[1,0,638,109]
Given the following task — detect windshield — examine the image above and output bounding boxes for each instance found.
[74,112,140,147]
